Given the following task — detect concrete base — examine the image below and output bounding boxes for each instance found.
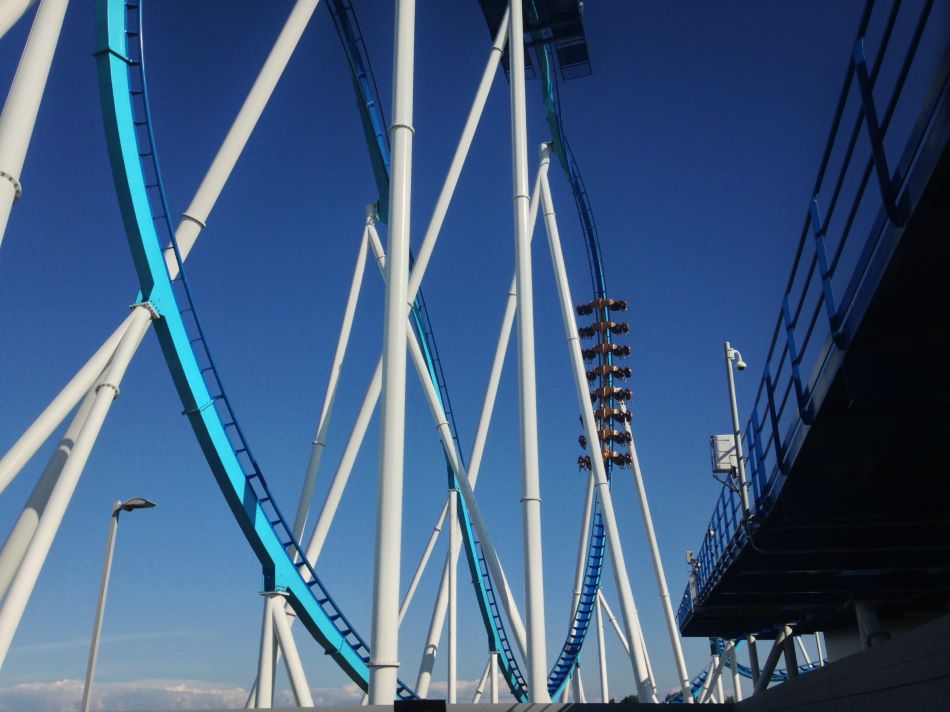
[738,613,950,711]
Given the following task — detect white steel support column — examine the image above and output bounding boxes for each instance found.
[815,632,825,666]
[0,313,133,496]
[399,499,448,625]
[619,402,692,700]
[539,147,656,702]
[0,0,69,247]
[293,222,370,543]
[368,0,414,702]
[569,473,595,620]
[166,0,321,276]
[596,591,609,703]
[508,0,548,700]
[0,1,37,40]
[597,589,630,655]
[271,598,314,707]
[0,306,152,668]
[255,596,277,709]
[414,550,452,697]
[447,489,458,703]
[472,658,491,703]
[490,650,499,703]
[0,386,98,600]
[574,665,587,702]
[730,643,743,701]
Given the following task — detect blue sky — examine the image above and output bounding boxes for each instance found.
[0,0,931,708]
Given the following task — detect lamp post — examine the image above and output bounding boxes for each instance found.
[723,342,750,515]
[80,498,156,712]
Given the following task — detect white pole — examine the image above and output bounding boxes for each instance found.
[398,499,448,625]
[368,0,414,701]
[490,650,499,703]
[414,551,451,697]
[697,659,715,704]
[0,306,152,669]
[255,596,276,709]
[0,0,69,247]
[715,653,725,703]
[724,342,751,514]
[79,502,121,712]
[472,658,491,703]
[575,665,587,703]
[0,0,37,41]
[447,488,458,704]
[507,0,548,700]
[619,402,692,700]
[569,473,595,620]
[165,0,321,277]
[292,222,370,543]
[597,589,629,655]
[729,643,743,702]
[271,599,314,707]
[0,313,133,496]
[815,632,825,666]
[538,148,655,702]
[795,635,812,665]
[0,386,98,599]
[596,592,609,703]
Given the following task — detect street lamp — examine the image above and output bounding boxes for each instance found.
[80,498,156,712]
[723,342,751,515]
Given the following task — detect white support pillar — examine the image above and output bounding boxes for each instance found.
[795,635,812,666]
[271,599,314,707]
[0,385,98,600]
[0,313,133,496]
[0,305,152,669]
[507,0,548,700]
[574,665,587,703]
[619,402,692,700]
[414,550,451,697]
[730,643,743,702]
[398,499,447,625]
[538,147,656,702]
[293,222,370,543]
[165,0,322,276]
[596,592,609,703]
[447,488,458,704]
[597,589,629,655]
[0,1,37,40]
[255,596,277,709]
[0,0,69,247]
[490,650,499,703]
[815,632,825,666]
[715,653,725,702]
[472,658,491,703]
[368,0,414,702]
[569,473,595,621]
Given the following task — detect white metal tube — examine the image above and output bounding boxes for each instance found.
[398,499,448,626]
[79,503,121,712]
[368,0,414,701]
[255,597,276,709]
[539,151,655,702]
[815,632,825,666]
[569,473,595,621]
[730,643,743,702]
[293,224,370,543]
[597,589,629,655]
[0,313,133,496]
[619,403,692,700]
[406,8,509,301]
[271,598,314,707]
[0,306,151,668]
[715,654,725,703]
[575,665,587,703]
[303,359,380,567]
[795,635,812,665]
[490,650,499,703]
[0,0,37,40]
[596,592,609,703]
[447,488,458,704]
[414,550,451,698]
[0,0,69,246]
[472,658,491,703]
[0,385,98,599]
[754,626,791,695]
[508,0,548,700]
[164,0,321,277]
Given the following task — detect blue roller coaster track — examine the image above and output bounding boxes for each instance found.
[95,0,635,702]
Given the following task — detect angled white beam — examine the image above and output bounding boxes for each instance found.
[569,473,595,621]
[619,402,692,700]
[538,148,655,702]
[0,305,153,669]
[472,657,491,703]
[0,313,133,496]
[0,0,69,246]
[292,220,371,544]
[0,0,37,40]
[165,0,322,278]
[399,499,448,626]
[271,599,314,707]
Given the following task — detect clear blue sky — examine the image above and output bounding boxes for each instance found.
[0,0,918,708]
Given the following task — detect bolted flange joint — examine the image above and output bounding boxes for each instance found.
[0,170,23,202]
[130,300,161,320]
[367,658,400,669]
[95,382,120,400]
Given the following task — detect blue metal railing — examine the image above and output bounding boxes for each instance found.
[678,0,948,629]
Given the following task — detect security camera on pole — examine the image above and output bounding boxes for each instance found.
[723,341,750,515]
